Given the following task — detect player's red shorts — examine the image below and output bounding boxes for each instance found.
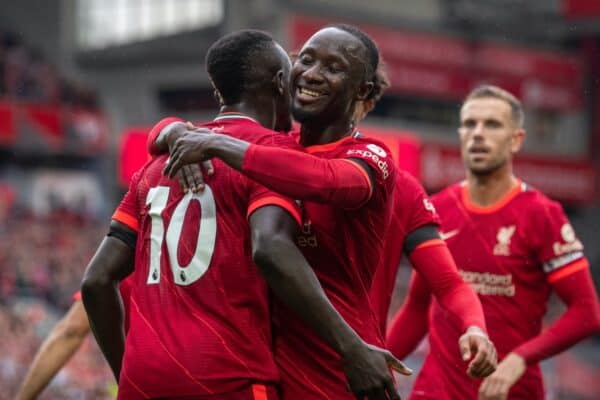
[117,383,278,400]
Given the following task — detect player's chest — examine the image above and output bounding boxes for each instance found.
[438,211,535,273]
[296,201,346,250]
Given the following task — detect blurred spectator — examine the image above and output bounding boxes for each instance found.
[0,28,98,108]
[0,209,114,399]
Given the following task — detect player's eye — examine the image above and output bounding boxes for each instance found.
[327,64,343,73]
[462,120,476,129]
[299,54,313,65]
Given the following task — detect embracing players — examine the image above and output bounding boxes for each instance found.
[83,29,402,400]
[156,25,497,398]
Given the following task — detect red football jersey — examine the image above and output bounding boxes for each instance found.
[112,115,300,399]
[273,133,397,399]
[369,170,440,335]
[411,181,586,400]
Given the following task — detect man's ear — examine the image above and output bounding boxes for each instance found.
[213,90,224,106]
[356,81,374,101]
[511,129,526,154]
[274,70,285,96]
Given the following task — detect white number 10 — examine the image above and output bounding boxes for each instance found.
[145,186,217,286]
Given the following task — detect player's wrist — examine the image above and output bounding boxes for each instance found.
[336,333,366,360]
[163,122,187,151]
[465,325,488,338]
[509,349,530,366]
[209,134,250,170]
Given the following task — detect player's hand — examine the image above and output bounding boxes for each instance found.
[163,128,216,178]
[341,341,412,400]
[175,164,209,193]
[458,326,497,378]
[478,353,526,400]
[163,122,214,192]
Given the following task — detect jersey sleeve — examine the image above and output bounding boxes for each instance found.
[532,197,586,283]
[341,138,396,190]
[332,137,397,209]
[241,145,373,209]
[399,172,440,234]
[246,178,301,226]
[146,116,184,156]
[112,169,143,232]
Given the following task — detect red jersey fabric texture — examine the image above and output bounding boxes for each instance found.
[260,134,397,399]
[401,181,595,400]
[368,170,440,334]
[112,115,299,399]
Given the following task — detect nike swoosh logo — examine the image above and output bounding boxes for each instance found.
[440,229,460,241]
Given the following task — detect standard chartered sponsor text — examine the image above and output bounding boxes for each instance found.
[459,269,515,297]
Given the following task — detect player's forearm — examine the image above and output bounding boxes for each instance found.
[386,302,429,359]
[82,281,126,380]
[513,304,599,364]
[410,240,487,332]
[16,316,88,400]
[253,234,364,356]
[386,273,431,359]
[147,117,185,155]
[242,144,371,208]
[81,236,133,380]
[513,267,600,364]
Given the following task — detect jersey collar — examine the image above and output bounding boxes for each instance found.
[214,112,258,124]
[461,179,524,214]
[304,130,361,154]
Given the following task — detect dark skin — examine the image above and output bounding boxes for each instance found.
[81,220,134,381]
[292,28,373,146]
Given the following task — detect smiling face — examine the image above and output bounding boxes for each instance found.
[290,28,370,125]
[459,97,525,176]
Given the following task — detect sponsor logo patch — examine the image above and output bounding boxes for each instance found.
[553,223,583,255]
[346,148,390,179]
[423,198,436,214]
[366,143,387,157]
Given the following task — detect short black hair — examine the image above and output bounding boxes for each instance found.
[330,24,381,100]
[206,29,277,104]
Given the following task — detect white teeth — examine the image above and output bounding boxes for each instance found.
[300,88,322,97]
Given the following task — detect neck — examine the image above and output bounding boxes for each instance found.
[466,164,518,207]
[220,97,273,129]
[299,117,354,147]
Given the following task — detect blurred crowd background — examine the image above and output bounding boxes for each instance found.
[1,1,600,399]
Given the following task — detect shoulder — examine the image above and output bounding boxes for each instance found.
[394,171,428,205]
[342,136,395,181]
[395,170,425,191]
[220,121,300,149]
[430,183,462,207]
[517,183,565,218]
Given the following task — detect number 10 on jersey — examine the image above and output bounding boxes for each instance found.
[145,186,217,286]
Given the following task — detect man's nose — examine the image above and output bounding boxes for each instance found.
[471,122,485,138]
[302,63,324,83]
